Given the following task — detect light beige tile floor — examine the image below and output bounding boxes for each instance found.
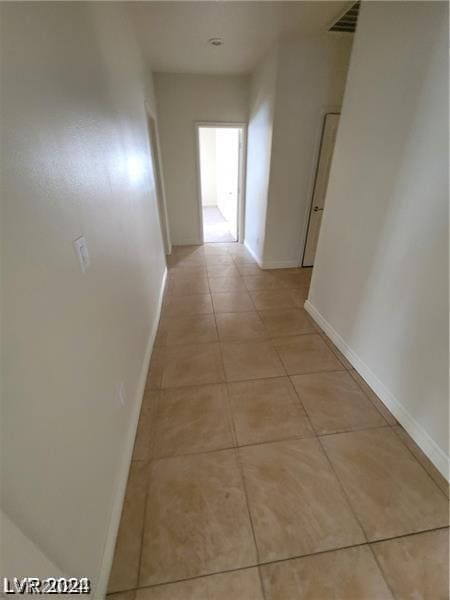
[140,449,257,585]
[260,546,394,600]
[216,311,268,342]
[211,290,254,313]
[291,370,387,435]
[240,438,366,562]
[372,529,449,600]
[108,243,449,599]
[228,377,313,445]
[152,384,234,457]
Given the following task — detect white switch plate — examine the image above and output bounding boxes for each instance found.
[73,236,90,273]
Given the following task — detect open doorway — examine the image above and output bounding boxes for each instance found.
[197,124,245,243]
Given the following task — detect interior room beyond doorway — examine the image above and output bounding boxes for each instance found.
[198,126,242,243]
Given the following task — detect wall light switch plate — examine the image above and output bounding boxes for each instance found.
[73,236,90,273]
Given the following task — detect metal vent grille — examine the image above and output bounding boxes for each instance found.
[329,2,360,33]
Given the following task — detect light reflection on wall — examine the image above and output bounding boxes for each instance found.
[126,155,146,183]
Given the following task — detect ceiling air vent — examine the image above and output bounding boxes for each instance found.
[329,2,360,33]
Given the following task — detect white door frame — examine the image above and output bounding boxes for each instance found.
[195,121,247,244]
[145,101,172,255]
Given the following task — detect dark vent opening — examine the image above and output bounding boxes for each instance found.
[329,1,360,33]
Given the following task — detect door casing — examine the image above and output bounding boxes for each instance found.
[145,103,172,255]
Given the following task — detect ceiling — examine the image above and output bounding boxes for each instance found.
[128,1,351,75]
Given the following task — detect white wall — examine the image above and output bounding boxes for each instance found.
[199,128,218,207]
[244,48,279,263]
[0,2,166,594]
[307,1,449,477]
[154,73,248,245]
[243,36,352,268]
[264,36,352,267]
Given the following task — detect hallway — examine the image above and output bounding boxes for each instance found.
[108,243,449,600]
[203,207,236,243]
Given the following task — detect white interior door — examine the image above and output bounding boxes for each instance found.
[303,113,340,266]
[215,128,240,240]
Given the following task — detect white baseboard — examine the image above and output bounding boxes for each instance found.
[244,240,263,266]
[243,241,300,270]
[172,238,202,246]
[261,259,299,269]
[304,299,450,482]
[94,267,167,599]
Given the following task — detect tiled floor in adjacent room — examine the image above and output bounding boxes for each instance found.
[108,243,449,600]
[202,207,236,243]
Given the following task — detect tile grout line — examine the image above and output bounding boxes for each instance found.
[107,525,450,597]
[158,368,350,394]
[134,392,162,590]
[222,384,269,600]
[347,368,397,426]
[390,425,450,501]
[136,272,167,589]
[286,370,394,438]
[207,247,268,599]
[367,541,398,599]
[287,374,324,437]
[315,433,398,598]
[211,265,268,600]
[146,423,403,463]
[317,434,370,540]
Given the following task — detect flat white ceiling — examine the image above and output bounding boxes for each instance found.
[128,1,350,75]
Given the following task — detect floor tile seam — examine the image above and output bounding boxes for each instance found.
[154,336,221,349]
[316,434,371,546]
[366,541,398,599]
[109,526,450,597]
[135,459,152,590]
[147,421,412,462]
[212,307,228,384]
[270,362,348,378]
[267,330,329,344]
[315,424,392,438]
[319,430,449,540]
[286,368,355,383]
[134,391,165,586]
[286,370,394,437]
[267,335,290,377]
[232,446,264,575]
[205,268,241,277]
[367,525,450,599]
[150,432,320,462]
[230,283,259,314]
[215,323,273,342]
[210,302,222,348]
[390,426,450,501]
[284,375,319,437]
[319,335,353,371]
[353,389,393,427]
[222,385,268,599]
[156,363,360,390]
[347,369,396,426]
[153,373,304,393]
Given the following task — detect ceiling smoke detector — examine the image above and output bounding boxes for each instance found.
[208,37,224,47]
